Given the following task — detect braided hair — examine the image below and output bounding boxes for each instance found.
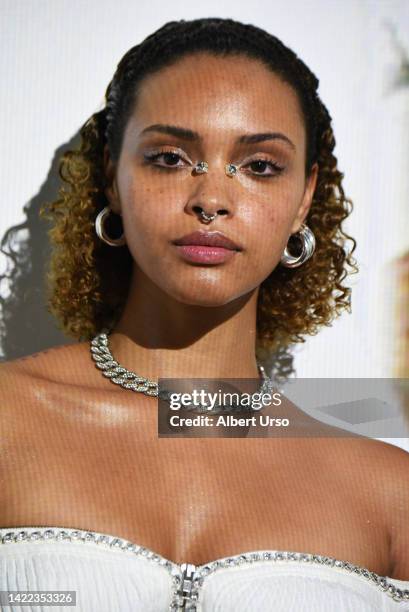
[40,17,357,381]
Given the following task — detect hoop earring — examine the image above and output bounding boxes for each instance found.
[95,206,126,247]
[280,223,315,268]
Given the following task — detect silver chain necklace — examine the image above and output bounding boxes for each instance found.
[90,329,275,413]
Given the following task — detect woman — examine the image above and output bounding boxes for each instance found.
[1,17,408,612]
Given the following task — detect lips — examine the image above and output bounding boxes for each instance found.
[172,230,242,251]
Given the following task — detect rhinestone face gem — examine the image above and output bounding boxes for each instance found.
[225,163,238,176]
[194,161,208,174]
[0,527,407,605]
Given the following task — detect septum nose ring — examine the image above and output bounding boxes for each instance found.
[200,211,217,223]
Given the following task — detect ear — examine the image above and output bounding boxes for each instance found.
[103,144,122,215]
[290,162,319,233]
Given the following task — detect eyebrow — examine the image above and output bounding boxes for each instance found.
[139,124,296,150]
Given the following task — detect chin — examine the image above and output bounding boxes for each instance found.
[150,265,255,307]
[162,281,244,307]
[171,290,240,308]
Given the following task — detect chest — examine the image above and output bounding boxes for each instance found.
[2,427,390,573]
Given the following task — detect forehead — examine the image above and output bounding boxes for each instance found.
[128,52,305,147]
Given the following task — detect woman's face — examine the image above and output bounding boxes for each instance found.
[104,52,318,306]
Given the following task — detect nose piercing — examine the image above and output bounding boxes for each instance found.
[200,210,217,223]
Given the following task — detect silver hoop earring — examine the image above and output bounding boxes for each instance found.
[95,206,126,247]
[280,223,315,268]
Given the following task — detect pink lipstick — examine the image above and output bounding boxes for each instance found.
[172,230,242,264]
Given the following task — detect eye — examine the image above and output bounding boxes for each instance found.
[242,158,285,178]
[143,149,190,170]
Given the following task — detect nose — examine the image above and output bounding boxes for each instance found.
[184,163,235,223]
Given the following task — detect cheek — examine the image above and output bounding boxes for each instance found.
[240,185,300,261]
[265,178,303,222]
[119,178,166,241]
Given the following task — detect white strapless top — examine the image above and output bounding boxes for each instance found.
[1,526,408,611]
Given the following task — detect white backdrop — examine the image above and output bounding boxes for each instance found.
[1,1,408,448]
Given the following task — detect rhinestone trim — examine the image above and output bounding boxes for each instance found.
[0,527,183,611]
[1,527,408,609]
[192,550,409,605]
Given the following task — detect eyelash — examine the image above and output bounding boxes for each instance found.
[143,149,285,178]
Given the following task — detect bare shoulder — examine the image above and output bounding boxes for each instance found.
[0,340,102,391]
[341,436,409,580]
[0,341,103,444]
[332,435,409,499]
[371,439,409,580]
[0,342,108,527]
[0,340,114,490]
[311,435,408,580]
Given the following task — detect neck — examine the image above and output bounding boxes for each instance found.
[107,267,261,381]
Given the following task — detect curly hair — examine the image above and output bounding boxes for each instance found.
[39,17,357,381]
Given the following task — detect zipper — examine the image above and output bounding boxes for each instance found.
[178,562,197,610]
